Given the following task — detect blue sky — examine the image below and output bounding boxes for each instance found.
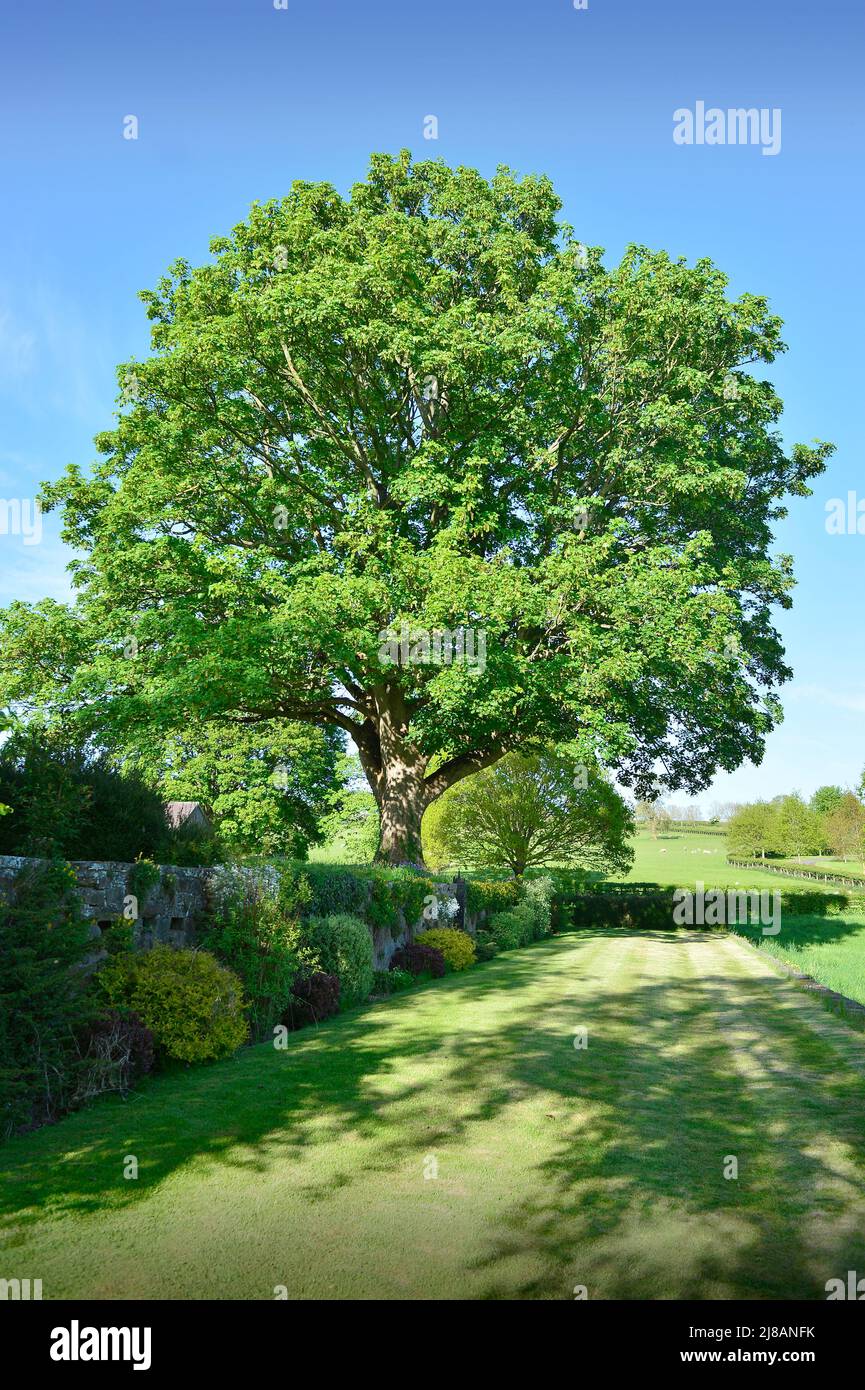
[0,0,862,808]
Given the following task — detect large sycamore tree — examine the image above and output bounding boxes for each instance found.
[0,152,831,864]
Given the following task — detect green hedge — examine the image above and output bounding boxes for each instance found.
[465,878,521,917]
[292,913,375,1007]
[553,886,863,931]
[276,861,437,936]
[560,893,675,930]
[477,876,554,957]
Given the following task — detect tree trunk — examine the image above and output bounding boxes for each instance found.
[354,682,432,866]
[376,772,427,865]
[351,679,504,867]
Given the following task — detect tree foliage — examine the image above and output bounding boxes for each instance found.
[826,793,865,871]
[0,152,831,863]
[0,723,170,862]
[727,800,781,859]
[430,747,634,877]
[634,798,672,839]
[138,719,339,859]
[810,785,844,818]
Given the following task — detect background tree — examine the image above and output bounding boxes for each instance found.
[774,792,823,861]
[635,798,672,839]
[826,792,865,872]
[811,784,844,818]
[137,720,339,859]
[0,723,170,862]
[430,747,634,878]
[317,753,380,863]
[0,152,831,864]
[727,800,780,860]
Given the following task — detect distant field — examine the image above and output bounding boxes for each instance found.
[770,856,865,882]
[626,829,865,1007]
[625,829,843,892]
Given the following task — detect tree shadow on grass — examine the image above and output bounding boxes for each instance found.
[460,939,865,1298]
[0,950,560,1226]
[2,930,865,1299]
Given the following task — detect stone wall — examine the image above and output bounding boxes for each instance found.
[0,856,210,961]
[0,856,465,972]
[371,879,466,970]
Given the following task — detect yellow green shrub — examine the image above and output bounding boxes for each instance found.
[99,945,248,1063]
[416,927,476,971]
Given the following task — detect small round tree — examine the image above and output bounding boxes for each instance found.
[428,748,634,878]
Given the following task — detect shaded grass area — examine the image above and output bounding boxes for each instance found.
[2,929,865,1300]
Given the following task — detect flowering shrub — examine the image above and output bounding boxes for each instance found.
[424,894,460,926]
[416,927,476,971]
[522,876,554,939]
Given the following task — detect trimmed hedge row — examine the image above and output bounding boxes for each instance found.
[465,878,521,917]
[557,893,676,930]
[554,886,865,931]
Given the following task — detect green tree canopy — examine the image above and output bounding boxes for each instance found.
[775,793,825,860]
[810,784,844,818]
[727,800,781,860]
[137,719,339,859]
[0,723,170,862]
[826,792,865,872]
[0,152,831,863]
[429,748,634,878]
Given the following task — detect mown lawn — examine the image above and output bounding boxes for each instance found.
[3,927,865,1300]
[628,829,865,1006]
[735,913,865,1009]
